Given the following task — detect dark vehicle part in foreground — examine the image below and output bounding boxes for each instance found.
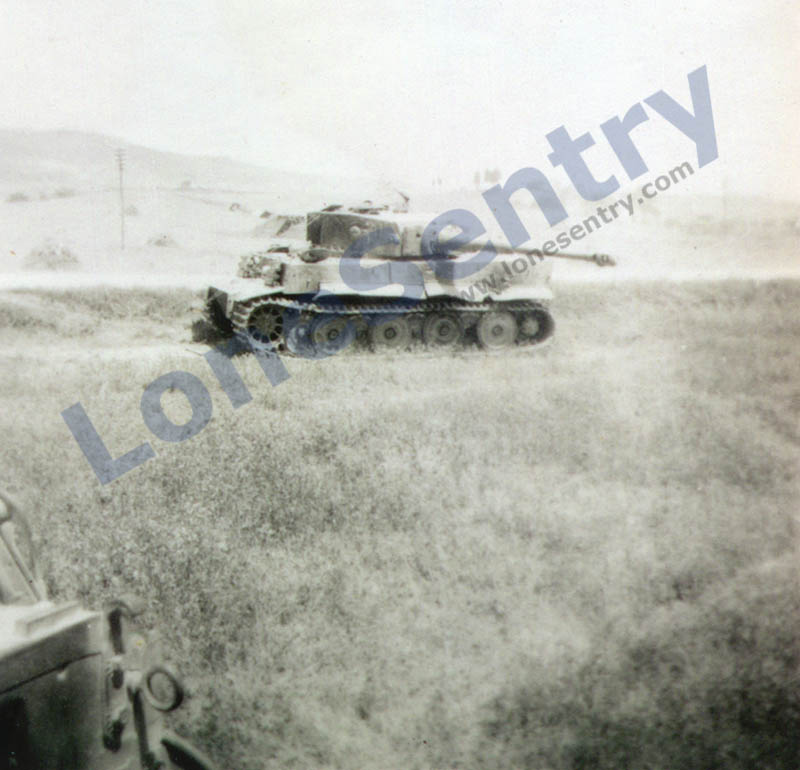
[0,490,216,770]
[204,207,615,356]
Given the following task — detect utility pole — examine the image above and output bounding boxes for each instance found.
[115,148,126,251]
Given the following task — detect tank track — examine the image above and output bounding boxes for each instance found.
[227,294,554,356]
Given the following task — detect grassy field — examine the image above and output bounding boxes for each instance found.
[0,280,798,769]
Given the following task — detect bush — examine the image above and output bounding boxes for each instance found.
[6,191,29,203]
[147,233,178,248]
[23,241,80,270]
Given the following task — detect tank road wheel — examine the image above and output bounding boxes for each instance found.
[370,316,411,350]
[246,304,283,347]
[284,316,316,357]
[477,310,517,349]
[518,307,554,344]
[422,312,463,349]
[352,315,369,347]
[311,313,356,356]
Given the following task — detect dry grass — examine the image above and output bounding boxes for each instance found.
[0,287,194,327]
[0,279,797,769]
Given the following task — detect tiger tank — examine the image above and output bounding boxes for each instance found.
[204,205,615,356]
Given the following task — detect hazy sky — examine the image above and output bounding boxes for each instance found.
[1,0,798,199]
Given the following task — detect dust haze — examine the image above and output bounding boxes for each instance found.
[1,1,799,768]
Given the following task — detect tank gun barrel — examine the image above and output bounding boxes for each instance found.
[458,242,616,266]
[538,250,616,267]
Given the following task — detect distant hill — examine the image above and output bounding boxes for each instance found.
[0,129,399,208]
[0,130,412,274]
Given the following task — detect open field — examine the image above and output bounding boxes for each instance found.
[1,279,798,769]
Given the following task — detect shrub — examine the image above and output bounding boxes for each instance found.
[23,241,80,270]
[147,233,178,248]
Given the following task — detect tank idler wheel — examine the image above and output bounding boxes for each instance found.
[422,312,463,349]
[518,308,554,344]
[311,314,357,355]
[370,316,411,350]
[477,311,518,349]
[246,304,283,346]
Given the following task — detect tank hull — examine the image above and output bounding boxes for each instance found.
[206,242,557,355]
[202,207,613,354]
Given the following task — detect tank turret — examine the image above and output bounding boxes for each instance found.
[204,207,615,355]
